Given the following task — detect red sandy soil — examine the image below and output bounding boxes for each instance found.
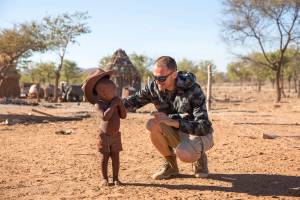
[0,85,299,199]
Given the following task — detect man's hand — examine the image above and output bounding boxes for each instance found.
[151,112,179,128]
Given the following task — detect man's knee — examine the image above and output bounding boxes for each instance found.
[146,118,160,132]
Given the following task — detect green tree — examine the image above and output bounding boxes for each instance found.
[227,61,251,85]
[0,21,47,66]
[61,59,82,84]
[196,60,217,85]
[129,53,153,83]
[264,67,276,88]
[99,55,112,69]
[282,48,300,93]
[35,62,56,84]
[43,11,90,101]
[245,52,270,92]
[214,72,228,83]
[222,0,300,102]
[0,21,48,97]
[177,58,197,74]
[177,59,217,85]
[79,71,89,84]
[20,62,56,84]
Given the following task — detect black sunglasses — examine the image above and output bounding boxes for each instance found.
[153,71,175,82]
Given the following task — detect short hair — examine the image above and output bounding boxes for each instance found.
[154,56,177,71]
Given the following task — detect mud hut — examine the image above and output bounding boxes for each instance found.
[0,54,20,98]
[105,49,141,97]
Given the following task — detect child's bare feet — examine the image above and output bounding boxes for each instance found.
[101,178,109,186]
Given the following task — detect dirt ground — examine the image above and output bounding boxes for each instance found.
[0,85,300,199]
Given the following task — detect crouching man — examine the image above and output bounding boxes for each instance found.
[123,56,214,179]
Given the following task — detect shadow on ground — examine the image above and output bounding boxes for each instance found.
[0,114,90,124]
[125,173,300,197]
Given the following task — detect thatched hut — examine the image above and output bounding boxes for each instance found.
[0,54,20,98]
[105,49,141,97]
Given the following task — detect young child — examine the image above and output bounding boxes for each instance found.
[82,69,127,186]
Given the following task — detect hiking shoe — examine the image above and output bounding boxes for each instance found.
[194,152,209,178]
[152,156,179,180]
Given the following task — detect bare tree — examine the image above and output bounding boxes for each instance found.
[222,0,300,102]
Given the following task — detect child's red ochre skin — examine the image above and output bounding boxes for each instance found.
[94,77,127,186]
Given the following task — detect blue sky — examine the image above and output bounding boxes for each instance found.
[0,0,234,72]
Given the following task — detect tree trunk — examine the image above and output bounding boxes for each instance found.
[271,79,275,89]
[206,64,212,111]
[275,69,281,102]
[54,56,64,102]
[54,64,62,101]
[258,80,261,93]
[288,76,291,93]
[255,81,258,92]
[280,71,286,98]
[293,71,298,93]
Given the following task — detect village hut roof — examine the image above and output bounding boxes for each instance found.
[106,49,140,79]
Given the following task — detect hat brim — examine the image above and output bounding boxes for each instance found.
[82,70,114,104]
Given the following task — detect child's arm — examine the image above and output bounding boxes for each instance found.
[95,101,118,121]
[112,97,127,119]
[118,99,127,119]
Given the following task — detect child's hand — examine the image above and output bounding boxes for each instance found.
[111,97,122,107]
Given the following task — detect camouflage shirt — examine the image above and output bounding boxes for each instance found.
[123,71,213,136]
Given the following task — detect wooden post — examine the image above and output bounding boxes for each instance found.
[207,64,212,111]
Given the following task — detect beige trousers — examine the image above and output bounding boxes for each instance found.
[160,123,214,157]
